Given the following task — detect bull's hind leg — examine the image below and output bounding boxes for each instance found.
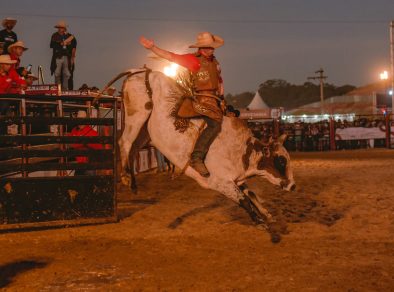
[119,113,151,186]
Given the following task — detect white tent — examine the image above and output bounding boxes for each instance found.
[247,91,270,110]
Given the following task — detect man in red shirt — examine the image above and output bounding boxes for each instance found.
[0,54,26,93]
[140,32,225,177]
[69,110,103,175]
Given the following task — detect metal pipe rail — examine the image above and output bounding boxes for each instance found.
[0,93,119,230]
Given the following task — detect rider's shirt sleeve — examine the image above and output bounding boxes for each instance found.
[170,53,200,73]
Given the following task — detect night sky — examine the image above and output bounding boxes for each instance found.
[2,0,394,93]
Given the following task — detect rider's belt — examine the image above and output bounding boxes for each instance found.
[195,90,222,102]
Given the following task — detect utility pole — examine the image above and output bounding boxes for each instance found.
[308,68,328,114]
[390,21,394,114]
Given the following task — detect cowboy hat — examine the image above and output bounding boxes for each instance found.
[7,41,28,53]
[54,20,68,29]
[189,32,224,49]
[2,17,17,28]
[0,54,17,64]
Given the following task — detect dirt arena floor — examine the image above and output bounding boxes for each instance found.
[1,149,394,291]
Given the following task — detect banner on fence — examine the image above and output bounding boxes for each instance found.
[335,127,386,140]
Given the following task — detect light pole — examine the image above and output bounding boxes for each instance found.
[391,21,394,113]
[307,68,328,114]
[380,70,389,96]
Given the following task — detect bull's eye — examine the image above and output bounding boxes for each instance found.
[274,155,287,176]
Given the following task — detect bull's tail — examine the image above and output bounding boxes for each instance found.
[93,69,148,104]
[101,71,134,94]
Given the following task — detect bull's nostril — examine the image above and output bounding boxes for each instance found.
[290,184,296,191]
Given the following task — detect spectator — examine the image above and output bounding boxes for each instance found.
[69,110,102,175]
[0,54,26,94]
[0,18,17,55]
[0,55,26,116]
[105,86,116,96]
[50,20,77,90]
[25,73,38,86]
[8,41,28,70]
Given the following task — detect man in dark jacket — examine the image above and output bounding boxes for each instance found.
[0,18,18,55]
[50,20,77,90]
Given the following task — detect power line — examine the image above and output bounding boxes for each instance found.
[0,12,390,24]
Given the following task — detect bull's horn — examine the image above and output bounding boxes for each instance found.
[277,134,287,145]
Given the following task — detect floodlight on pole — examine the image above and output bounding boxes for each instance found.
[380,70,389,80]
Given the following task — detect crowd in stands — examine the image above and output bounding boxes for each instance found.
[0,17,77,96]
[248,116,389,152]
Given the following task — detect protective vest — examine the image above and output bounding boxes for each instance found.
[191,54,220,92]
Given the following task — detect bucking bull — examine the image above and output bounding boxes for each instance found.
[105,68,296,241]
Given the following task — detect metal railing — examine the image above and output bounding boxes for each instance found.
[0,93,119,229]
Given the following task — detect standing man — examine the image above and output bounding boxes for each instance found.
[140,32,225,177]
[0,18,17,55]
[50,20,77,91]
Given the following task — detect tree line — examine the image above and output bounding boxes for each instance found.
[225,79,356,110]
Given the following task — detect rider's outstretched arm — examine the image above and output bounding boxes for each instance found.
[139,36,173,62]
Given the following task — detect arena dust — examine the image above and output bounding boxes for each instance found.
[0,149,393,290]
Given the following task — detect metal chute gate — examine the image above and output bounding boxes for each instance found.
[0,93,119,230]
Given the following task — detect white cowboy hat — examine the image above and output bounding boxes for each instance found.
[54,20,68,29]
[77,110,87,118]
[0,54,17,64]
[7,41,28,53]
[189,32,224,49]
[2,17,17,28]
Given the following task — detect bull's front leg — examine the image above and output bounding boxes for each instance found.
[239,184,283,243]
[212,180,271,226]
[239,184,273,223]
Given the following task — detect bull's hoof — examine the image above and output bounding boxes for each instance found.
[121,175,131,186]
[270,233,281,243]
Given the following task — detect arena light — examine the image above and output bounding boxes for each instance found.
[163,63,179,77]
[389,90,393,95]
[380,70,389,80]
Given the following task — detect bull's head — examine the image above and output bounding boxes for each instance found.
[247,134,295,191]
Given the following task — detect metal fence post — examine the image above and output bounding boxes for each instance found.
[329,118,336,151]
[386,114,391,148]
[57,99,65,176]
[20,98,28,177]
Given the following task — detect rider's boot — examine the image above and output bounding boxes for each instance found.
[190,117,222,178]
[190,155,210,177]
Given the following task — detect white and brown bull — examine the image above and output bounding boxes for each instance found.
[112,68,295,239]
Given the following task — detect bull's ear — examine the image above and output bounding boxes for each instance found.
[277,134,287,145]
[268,136,274,144]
